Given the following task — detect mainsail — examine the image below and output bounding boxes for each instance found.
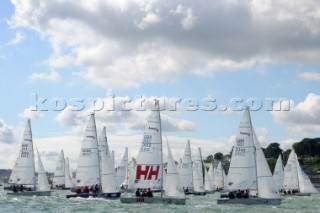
[226,108,257,191]
[116,147,128,186]
[9,119,36,187]
[134,100,163,190]
[52,150,65,187]
[178,140,193,189]
[64,157,75,188]
[76,113,100,187]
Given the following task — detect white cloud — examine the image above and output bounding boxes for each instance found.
[0,119,15,144]
[10,0,320,89]
[19,106,44,120]
[271,93,320,136]
[8,32,24,45]
[298,71,320,81]
[29,70,61,82]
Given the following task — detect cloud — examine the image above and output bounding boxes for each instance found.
[8,32,24,45]
[271,93,320,136]
[19,106,44,120]
[55,95,196,134]
[298,71,320,81]
[0,119,15,144]
[10,0,320,89]
[29,70,61,82]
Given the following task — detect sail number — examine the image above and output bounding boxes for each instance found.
[140,135,152,152]
[234,148,245,157]
[236,138,244,146]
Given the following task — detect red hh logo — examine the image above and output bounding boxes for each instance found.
[135,165,160,180]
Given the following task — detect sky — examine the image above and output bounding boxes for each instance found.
[0,0,320,172]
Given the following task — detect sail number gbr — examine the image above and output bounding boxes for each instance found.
[140,135,152,152]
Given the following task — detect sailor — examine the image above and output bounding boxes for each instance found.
[135,188,141,197]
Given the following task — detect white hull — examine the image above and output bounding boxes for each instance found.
[217,197,281,205]
[120,196,186,204]
[7,190,52,196]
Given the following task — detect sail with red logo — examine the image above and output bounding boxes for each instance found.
[134,100,163,191]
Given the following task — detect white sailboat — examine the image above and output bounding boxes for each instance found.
[66,113,121,199]
[7,119,51,196]
[217,108,281,205]
[213,161,226,191]
[178,140,193,193]
[125,158,136,192]
[52,150,65,188]
[208,164,216,190]
[120,100,185,204]
[64,157,75,189]
[282,149,318,196]
[164,142,186,204]
[116,147,128,189]
[36,149,51,193]
[191,147,206,195]
[273,155,284,192]
[204,166,214,193]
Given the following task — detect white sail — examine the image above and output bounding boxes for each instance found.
[134,100,163,190]
[52,150,65,187]
[36,149,50,191]
[253,130,280,199]
[101,143,119,193]
[64,158,75,188]
[165,143,185,198]
[273,155,284,191]
[76,113,100,187]
[9,119,36,187]
[204,167,214,191]
[126,158,136,191]
[283,150,299,191]
[111,150,115,172]
[194,147,204,184]
[208,164,215,189]
[116,147,128,186]
[297,162,318,194]
[192,162,205,192]
[213,161,225,190]
[177,140,193,189]
[226,108,257,191]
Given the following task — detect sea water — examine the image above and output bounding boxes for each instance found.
[0,189,319,213]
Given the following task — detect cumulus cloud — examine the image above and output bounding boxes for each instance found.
[298,71,320,81]
[19,106,44,120]
[29,70,61,82]
[271,93,320,136]
[0,119,15,144]
[9,0,320,89]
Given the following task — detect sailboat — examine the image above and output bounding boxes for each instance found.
[204,165,215,193]
[213,161,226,191]
[7,119,51,196]
[66,113,121,199]
[282,149,318,196]
[178,140,194,193]
[190,147,206,195]
[120,100,185,204]
[164,142,186,204]
[217,108,281,205]
[116,147,128,190]
[273,155,284,192]
[64,157,75,189]
[52,150,65,188]
[208,164,216,190]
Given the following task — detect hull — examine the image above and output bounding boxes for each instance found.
[66,192,121,199]
[205,190,215,194]
[281,192,311,197]
[185,191,206,196]
[217,197,281,205]
[120,196,186,204]
[7,191,52,196]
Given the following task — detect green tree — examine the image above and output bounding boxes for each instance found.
[214,152,223,160]
[204,155,214,163]
[264,142,283,159]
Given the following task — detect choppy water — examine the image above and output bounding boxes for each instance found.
[1,189,319,213]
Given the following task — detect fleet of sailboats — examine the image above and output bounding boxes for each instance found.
[4,106,318,205]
